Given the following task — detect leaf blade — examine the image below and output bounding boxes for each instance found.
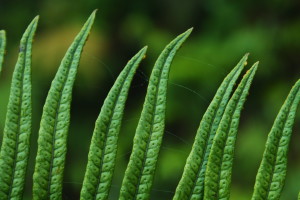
[0,30,6,74]
[204,63,258,200]
[80,46,147,200]
[173,54,249,200]
[119,28,192,200]
[33,11,96,200]
[0,16,38,199]
[251,79,300,200]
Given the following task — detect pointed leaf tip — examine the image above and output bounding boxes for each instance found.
[184,27,193,36]
[90,9,98,19]
[140,46,148,53]
[29,15,39,26]
[33,15,40,21]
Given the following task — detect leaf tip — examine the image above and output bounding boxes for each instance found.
[142,45,148,51]
[26,15,39,33]
[90,9,98,19]
[31,15,40,26]
[141,46,148,59]
[242,53,250,66]
[248,61,259,74]
[185,27,193,36]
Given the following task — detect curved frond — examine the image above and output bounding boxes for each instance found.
[251,79,300,200]
[0,16,38,200]
[80,46,147,200]
[0,30,6,74]
[173,54,249,200]
[204,63,258,200]
[119,28,192,200]
[33,11,96,200]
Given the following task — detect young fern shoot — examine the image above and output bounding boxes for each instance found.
[251,79,300,200]
[80,46,147,200]
[0,17,38,199]
[119,28,192,200]
[204,63,258,200]
[173,54,249,200]
[0,30,6,74]
[33,11,96,199]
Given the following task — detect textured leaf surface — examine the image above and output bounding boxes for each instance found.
[0,17,38,200]
[80,47,147,200]
[33,11,96,200]
[0,30,6,74]
[173,54,248,200]
[119,28,192,200]
[204,63,258,200]
[251,79,300,200]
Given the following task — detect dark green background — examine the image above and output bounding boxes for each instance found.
[0,0,300,199]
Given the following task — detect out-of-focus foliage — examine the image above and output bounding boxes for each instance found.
[0,0,299,199]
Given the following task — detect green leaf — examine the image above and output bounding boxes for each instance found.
[251,79,300,200]
[0,16,38,200]
[298,191,300,200]
[32,11,96,200]
[204,63,258,200]
[80,46,147,200]
[173,54,249,200]
[0,30,6,74]
[119,28,192,200]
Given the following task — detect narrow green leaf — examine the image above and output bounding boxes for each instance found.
[0,30,6,74]
[298,191,300,200]
[119,28,192,200]
[173,54,249,200]
[33,11,96,200]
[251,79,300,200]
[204,63,258,200]
[80,46,147,200]
[0,16,38,200]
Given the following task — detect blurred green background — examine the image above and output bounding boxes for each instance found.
[0,0,300,199]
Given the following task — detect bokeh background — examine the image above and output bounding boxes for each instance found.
[1,0,300,199]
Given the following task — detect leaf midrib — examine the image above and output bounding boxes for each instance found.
[187,66,242,200]
[7,25,35,199]
[264,85,300,199]
[214,70,254,199]
[92,56,141,200]
[132,44,181,199]
[46,26,90,197]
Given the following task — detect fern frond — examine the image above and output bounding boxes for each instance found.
[33,11,96,200]
[0,30,6,73]
[173,54,249,200]
[119,28,192,200]
[0,16,38,200]
[251,79,300,200]
[204,63,258,200]
[80,46,147,200]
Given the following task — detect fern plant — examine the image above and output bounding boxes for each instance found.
[0,11,299,200]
